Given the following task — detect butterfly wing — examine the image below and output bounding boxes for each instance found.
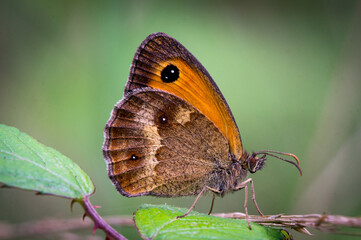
[103,88,230,196]
[125,32,243,159]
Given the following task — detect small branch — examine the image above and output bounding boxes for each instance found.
[81,195,129,240]
[213,212,361,235]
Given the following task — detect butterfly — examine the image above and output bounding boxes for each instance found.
[103,32,302,228]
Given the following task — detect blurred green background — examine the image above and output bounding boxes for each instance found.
[1,1,360,239]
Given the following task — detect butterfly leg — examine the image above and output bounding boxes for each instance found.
[244,182,252,229]
[235,178,263,216]
[208,193,216,215]
[177,186,221,219]
[234,178,264,229]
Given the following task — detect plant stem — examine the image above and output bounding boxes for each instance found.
[81,195,127,240]
[213,212,361,235]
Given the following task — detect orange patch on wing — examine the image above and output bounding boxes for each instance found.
[144,58,243,158]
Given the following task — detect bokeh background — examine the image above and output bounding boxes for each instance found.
[1,1,360,239]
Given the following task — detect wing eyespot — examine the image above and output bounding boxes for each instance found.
[130,154,139,160]
[161,64,179,83]
[158,114,168,124]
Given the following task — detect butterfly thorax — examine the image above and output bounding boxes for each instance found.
[206,151,267,196]
[208,163,247,197]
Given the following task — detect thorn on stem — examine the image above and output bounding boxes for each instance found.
[93,224,99,235]
[70,199,77,212]
[295,227,312,235]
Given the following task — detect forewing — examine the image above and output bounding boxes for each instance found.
[125,32,243,159]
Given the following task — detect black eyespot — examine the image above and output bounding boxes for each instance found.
[161,64,179,83]
[130,154,138,160]
[158,114,168,124]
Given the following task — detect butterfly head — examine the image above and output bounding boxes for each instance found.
[242,152,266,173]
[242,150,302,175]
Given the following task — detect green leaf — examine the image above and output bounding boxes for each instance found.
[0,124,94,199]
[134,204,286,240]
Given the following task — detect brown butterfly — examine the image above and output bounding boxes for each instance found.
[103,32,302,228]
